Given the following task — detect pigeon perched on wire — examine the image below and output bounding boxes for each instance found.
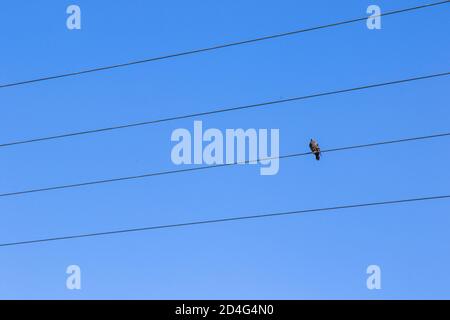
[309,139,321,161]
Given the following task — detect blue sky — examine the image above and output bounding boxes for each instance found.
[0,0,449,299]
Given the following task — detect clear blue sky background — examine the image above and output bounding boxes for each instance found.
[0,0,449,299]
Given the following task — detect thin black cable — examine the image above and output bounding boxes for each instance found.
[1,194,449,247]
[1,71,449,149]
[0,1,448,90]
[0,132,449,198]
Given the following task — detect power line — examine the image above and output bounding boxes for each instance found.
[1,194,449,248]
[1,132,449,198]
[0,1,448,90]
[1,71,449,149]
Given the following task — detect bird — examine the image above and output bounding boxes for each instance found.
[309,139,321,160]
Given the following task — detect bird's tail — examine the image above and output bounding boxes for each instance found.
[315,152,320,161]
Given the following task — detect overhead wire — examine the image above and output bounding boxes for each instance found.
[0,132,449,198]
[1,71,449,149]
[0,1,448,89]
[1,194,449,247]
